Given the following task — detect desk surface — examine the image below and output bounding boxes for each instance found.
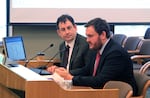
[18,59,59,68]
[0,64,119,98]
[9,64,47,81]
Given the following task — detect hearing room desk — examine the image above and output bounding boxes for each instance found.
[0,64,119,98]
[18,59,60,68]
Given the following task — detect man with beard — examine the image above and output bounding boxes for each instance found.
[54,18,138,96]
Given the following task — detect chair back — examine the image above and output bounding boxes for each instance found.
[140,61,150,74]
[133,71,150,97]
[103,81,133,98]
[139,40,150,63]
[112,34,127,46]
[144,28,150,39]
[139,40,150,55]
[130,39,150,70]
[123,37,141,51]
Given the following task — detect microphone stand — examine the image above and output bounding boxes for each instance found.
[24,54,39,67]
[38,48,66,75]
[39,44,54,54]
[47,48,66,65]
[24,44,54,67]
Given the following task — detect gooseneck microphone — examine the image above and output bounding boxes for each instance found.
[24,43,54,67]
[49,48,66,62]
[39,43,54,54]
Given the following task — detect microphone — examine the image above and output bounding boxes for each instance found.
[24,43,54,67]
[39,43,54,54]
[49,48,66,62]
[38,48,66,75]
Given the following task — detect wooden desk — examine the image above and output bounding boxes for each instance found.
[0,64,119,98]
[18,59,60,68]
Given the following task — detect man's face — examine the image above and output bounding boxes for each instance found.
[57,20,77,43]
[86,26,103,50]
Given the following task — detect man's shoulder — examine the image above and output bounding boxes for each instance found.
[76,34,87,44]
[105,39,129,57]
[59,42,65,48]
[77,34,86,39]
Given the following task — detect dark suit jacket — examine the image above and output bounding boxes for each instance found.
[59,34,90,74]
[72,39,138,96]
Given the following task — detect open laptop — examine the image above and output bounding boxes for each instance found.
[3,36,27,67]
[3,36,51,75]
[3,36,27,61]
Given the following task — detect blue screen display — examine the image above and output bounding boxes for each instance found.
[3,36,26,60]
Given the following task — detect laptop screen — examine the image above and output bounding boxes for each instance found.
[3,36,26,61]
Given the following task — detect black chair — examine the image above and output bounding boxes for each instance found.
[123,37,142,56]
[123,37,141,51]
[144,28,150,39]
[131,39,150,70]
[112,34,127,46]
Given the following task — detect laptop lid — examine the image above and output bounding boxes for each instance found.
[3,36,27,61]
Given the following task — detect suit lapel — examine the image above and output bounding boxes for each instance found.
[60,43,66,66]
[69,36,79,68]
[95,39,113,74]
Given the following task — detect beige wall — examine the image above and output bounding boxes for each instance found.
[6,25,63,59]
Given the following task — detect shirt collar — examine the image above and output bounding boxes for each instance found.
[99,38,110,55]
[65,35,76,49]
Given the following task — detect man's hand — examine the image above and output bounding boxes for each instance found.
[47,65,58,74]
[55,67,73,80]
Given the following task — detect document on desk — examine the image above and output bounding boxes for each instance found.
[41,72,64,82]
[52,72,73,89]
[41,75,53,80]
[41,72,64,86]
[52,72,64,84]
[41,73,72,89]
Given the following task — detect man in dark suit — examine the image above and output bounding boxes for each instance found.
[55,18,138,96]
[59,34,90,73]
[47,14,90,74]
